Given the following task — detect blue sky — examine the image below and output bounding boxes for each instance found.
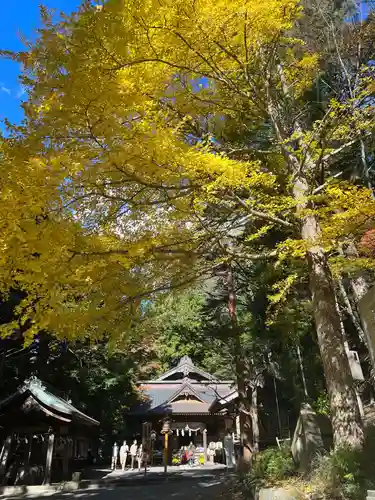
[0,1,81,127]
[0,1,372,128]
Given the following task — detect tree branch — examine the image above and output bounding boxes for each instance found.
[312,168,348,195]
[321,139,359,164]
[234,194,293,228]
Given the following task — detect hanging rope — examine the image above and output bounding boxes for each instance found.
[173,424,202,435]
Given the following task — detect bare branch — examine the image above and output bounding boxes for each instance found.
[321,139,359,164]
[312,168,348,195]
[337,276,366,343]
[234,194,293,228]
[225,247,278,261]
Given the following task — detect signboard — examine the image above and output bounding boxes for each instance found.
[347,350,365,382]
[142,422,152,443]
[142,422,152,462]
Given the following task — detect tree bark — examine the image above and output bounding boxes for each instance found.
[351,275,375,371]
[296,178,364,449]
[265,62,363,449]
[251,385,259,454]
[341,242,375,371]
[351,274,370,307]
[226,262,252,466]
[236,360,253,466]
[337,277,366,344]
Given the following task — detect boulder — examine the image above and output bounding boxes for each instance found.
[291,403,332,472]
[259,487,307,500]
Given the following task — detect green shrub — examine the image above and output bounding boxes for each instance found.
[310,446,364,500]
[313,391,330,416]
[255,445,296,482]
[242,445,296,492]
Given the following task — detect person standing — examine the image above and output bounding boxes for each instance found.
[130,440,138,470]
[188,442,196,467]
[137,444,143,471]
[208,442,216,464]
[111,442,119,470]
[119,441,129,471]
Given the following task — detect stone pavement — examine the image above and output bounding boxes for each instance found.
[3,467,233,500]
[102,463,228,484]
[2,465,234,499]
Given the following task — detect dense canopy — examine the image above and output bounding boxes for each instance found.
[1,0,375,449]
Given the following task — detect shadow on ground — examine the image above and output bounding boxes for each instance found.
[3,471,235,500]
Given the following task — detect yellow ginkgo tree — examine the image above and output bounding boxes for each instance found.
[3,0,375,449]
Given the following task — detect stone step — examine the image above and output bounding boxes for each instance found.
[367,491,375,499]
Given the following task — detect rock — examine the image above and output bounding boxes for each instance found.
[291,403,332,473]
[72,471,81,482]
[259,487,307,499]
[14,465,44,485]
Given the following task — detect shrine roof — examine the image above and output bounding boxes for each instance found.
[168,400,211,414]
[208,389,239,413]
[0,377,99,427]
[132,357,235,415]
[143,381,231,398]
[154,355,215,382]
[134,381,234,415]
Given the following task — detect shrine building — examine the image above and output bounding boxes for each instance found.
[0,377,99,485]
[131,356,237,452]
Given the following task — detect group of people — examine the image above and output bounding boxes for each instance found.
[180,442,196,466]
[111,440,143,471]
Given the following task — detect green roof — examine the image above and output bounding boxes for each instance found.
[0,377,99,427]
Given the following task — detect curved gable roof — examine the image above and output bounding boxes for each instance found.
[156,356,215,382]
[167,381,206,404]
[132,357,235,415]
[0,377,99,426]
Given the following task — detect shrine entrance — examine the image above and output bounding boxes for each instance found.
[130,356,237,465]
[171,423,206,448]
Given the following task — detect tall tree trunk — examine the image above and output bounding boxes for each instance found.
[341,242,375,370]
[337,276,366,344]
[355,284,375,374]
[351,274,375,370]
[295,178,364,449]
[227,262,252,466]
[251,385,259,454]
[235,359,253,465]
[265,63,364,449]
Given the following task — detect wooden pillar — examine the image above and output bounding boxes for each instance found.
[203,429,208,465]
[0,435,12,480]
[62,440,69,480]
[43,432,55,485]
[164,433,168,474]
[27,434,33,465]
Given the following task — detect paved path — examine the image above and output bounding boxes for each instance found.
[102,463,227,483]
[7,467,232,500]
[6,469,234,499]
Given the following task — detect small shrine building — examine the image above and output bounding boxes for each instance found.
[0,377,99,485]
[131,356,237,454]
